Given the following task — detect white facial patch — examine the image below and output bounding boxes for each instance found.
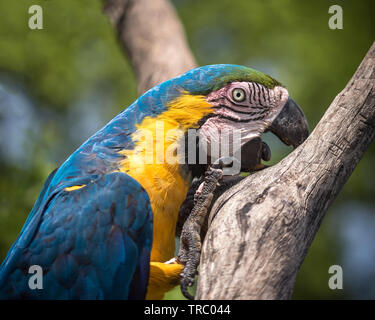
[202,82,289,150]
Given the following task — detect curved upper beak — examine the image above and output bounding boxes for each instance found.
[268,97,309,148]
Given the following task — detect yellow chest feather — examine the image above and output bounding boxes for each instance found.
[119,93,213,262]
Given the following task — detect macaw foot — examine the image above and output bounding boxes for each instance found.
[176,145,272,299]
[177,160,224,300]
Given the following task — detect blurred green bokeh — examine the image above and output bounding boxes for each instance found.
[0,0,374,299]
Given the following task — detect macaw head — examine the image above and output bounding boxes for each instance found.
[203,76,308,148]
[200,71,308,172]
[169,64,309,174]
[128,64,309,177]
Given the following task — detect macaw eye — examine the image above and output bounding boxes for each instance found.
[232,88,246,102]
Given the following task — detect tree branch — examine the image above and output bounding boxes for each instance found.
[103,0,197,94]
[196,42,375,299]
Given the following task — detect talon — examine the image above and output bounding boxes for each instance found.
[181,279,195,300]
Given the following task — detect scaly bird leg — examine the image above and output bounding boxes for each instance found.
[176,141,272,299]
[177,161,224,300]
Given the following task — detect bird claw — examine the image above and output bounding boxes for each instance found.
[177,160,225,300]
[180,274,196,300]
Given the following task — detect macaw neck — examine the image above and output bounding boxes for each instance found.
[118,136,192,262]
[117,93,213,262]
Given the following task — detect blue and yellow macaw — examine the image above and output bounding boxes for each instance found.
[0,65,308,299]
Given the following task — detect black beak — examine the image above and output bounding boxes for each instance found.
[268,97,309,148]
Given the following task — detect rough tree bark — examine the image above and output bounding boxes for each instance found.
[103,1,375,299]
[104,0,197,94]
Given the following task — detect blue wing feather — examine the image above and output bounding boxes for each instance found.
[0,172,152,299]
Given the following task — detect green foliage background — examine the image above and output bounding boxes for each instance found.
[0,0,374,299]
